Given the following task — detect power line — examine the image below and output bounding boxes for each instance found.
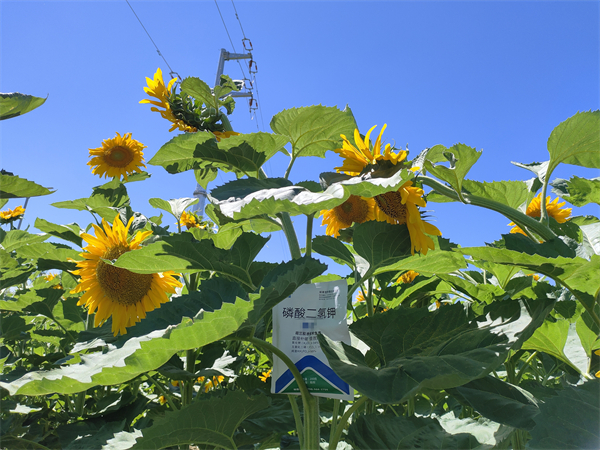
[231,0,248,39]
[125,0,179,79]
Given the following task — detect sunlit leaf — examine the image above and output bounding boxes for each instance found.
[0,174,54,199]
[311,235,355,268]
[113,232,268,290]
[0,92,46,120]
[547,110,600,172]
[551,176,600,207]
[270,105,357,158]
[1,230,48,252]
[424,144,482,196]
[147,132,218,174]
[16,242,81,272]
[148,197,198,220]
[34,218,82,247]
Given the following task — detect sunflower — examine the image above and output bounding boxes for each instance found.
[398,270,419,284]
[197,375,225,392]
[259,369,272,383]
[70,215,182,336]
[0,205,25,223]
[178,211,204,230]
[319,195,376,237]
[213,130,241,142]
[509,193,572,235]
[373,181,441,255]
[334,125,407,176]
[88,132,147,181]
[140,68,197,133]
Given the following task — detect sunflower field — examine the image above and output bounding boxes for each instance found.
[1,71,599,450]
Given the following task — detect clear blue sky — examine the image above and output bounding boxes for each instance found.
[1,0,599,271]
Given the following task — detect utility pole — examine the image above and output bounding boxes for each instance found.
[214,48,254,98]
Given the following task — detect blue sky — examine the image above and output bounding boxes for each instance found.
[1,0,599,272]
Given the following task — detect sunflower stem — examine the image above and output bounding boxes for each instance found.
[539,173,550,226]
[417,175,557,242]
[145,374,179,411]
[366,278,374,317]
[289,395,305,449]
[231,336,319,449]
[329,396,368,450]
[183,349,196,406]
[284,155,297,180]
[278,213,302,260]
[305,214,314,258]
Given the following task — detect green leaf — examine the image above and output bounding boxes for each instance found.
[463,179,529,209]
[147,132,218,174]
[352,221,411,275]
[424,144,482,197]
[436,411,514,449]
[16,242,81,272]
[212,169,414,220]
[448,375,539,430]
[0,296,256,395]
[113,232,268,290]
[319,300,554,404]
[436,274,505,304]
[547,110,600,173]
[0,92,46,120]
[511,161,550,184]
[529,380,599,449]
[347,414,480,450]
[0,174,54,199]
[311,235,355,268]
[522,319,589,375]
[270,105,357,158]
[1,230,48,252]
[551,176,600,207]
[34,218,82,247]
[209,132,290,171]
[180,77,213,106]
[126,391,269,450]
[148,197,198,220]
[458,246,600,312]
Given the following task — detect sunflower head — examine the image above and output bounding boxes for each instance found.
[509,193,572,235]
[334,125,408,176]
[373,181,441,255]
[398,270,419,284]
[88,132,146,181]
[0,205,25,224]
[319,195,376,238]
[71,215,182,336]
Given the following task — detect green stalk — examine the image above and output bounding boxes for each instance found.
[289,395,305,449]
[278,212,302,259]
[145,374,179,410]
[305,214,314,258]
[185,349,197,406]
[366,279,374,317]
[330,399,340,441]
[74,391,86,417]
[417,176,557,242]
[329,396,368,450]
[235,336,319,449]
[284,155,297,180]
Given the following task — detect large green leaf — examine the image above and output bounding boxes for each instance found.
[551,176,600,207]
[448,375,539,430]
[124,391,269,450]
[269,105,357,158]
[180,77,213,106]
[212,170,414,220]
[0,92,46,120]
[0,295,255,395]
[528,380,599,449]
[424,144,482,197]
[458,246,600,312]
[352,221,412,275]
[0,174,54,199]
[195,132,290,176]
[436,274,505,304]
[52,180,130,222]
[347,414,481,450]
[34,218,82,247]
[1,229,49,252]
[311,235,355,268]
[522,318,590,376]
[113,232,268,290]
[147,132,218,174]
[16,242,81,272]
[319,300,554,404]
[436,411,514,449]
[148,197,198,221]
[547,110,600,173]
[429,179,529,210]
